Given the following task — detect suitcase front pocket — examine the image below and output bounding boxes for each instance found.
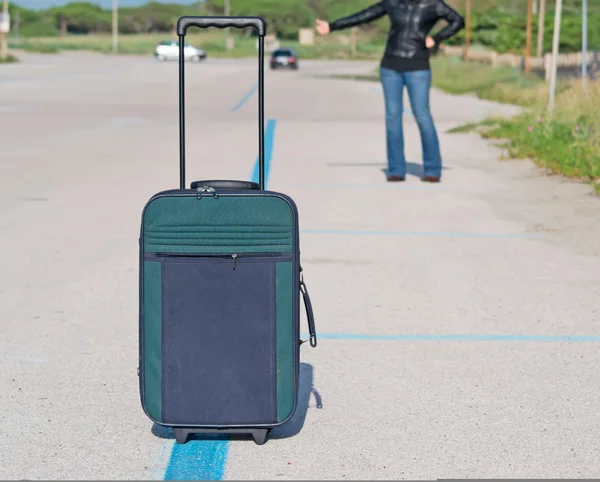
[146,251,291,426]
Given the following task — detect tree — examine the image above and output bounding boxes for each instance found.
[47,2,111,36]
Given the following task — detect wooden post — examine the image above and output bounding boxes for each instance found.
[0,0,8,61]
[525,0,532,72]
[112,0,118,53]
[536,0,546,57]
[582,0,588,92]
[224,0,231,51]
[464,0,471,61]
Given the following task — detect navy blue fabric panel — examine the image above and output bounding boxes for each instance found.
[161,257,277,426]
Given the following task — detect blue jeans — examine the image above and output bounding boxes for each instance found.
[380,67,442,178]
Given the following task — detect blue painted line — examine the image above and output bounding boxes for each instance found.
[300,229,535,239]
[250,119,277,186]
[162,117,278,482]
[302,333,600,343]
[164,437,229,480]
[230,83,258,112]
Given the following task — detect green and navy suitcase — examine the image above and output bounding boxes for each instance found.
[138,16,316,446]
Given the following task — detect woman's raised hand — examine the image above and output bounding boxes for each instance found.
[315,19,330,35]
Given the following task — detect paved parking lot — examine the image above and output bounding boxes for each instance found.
[1,51,599,480]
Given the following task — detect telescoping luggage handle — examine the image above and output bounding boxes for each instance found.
[176,16,267,190]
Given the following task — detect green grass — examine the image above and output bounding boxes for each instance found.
[430,57,599,192]
[480,82,600,192]
[426,57,600,192]
[9,41,60,53]
[430,55,548,106]
[0,53,19,63]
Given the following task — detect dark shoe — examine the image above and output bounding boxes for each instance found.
[387,175,405,182]
[421,176,440,183]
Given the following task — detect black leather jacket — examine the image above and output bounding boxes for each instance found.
[328,0,465,60]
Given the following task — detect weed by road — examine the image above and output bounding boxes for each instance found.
[0,54,19,63]
[480,81,600,192]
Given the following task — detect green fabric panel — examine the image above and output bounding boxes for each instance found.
[276,262,294,422]
[143,261,162,422]
[143,196,294,254]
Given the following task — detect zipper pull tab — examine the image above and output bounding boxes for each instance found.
[232,254,237,270]
[196,186,218,200]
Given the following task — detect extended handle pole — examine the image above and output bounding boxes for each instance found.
[258,34,265,190]
[179,35,186,189]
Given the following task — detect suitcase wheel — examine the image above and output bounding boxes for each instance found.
[251,429,270,446]
[173,428,190,444]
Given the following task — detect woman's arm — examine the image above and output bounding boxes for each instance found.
[327,1,386,32]
[431,0,465,45]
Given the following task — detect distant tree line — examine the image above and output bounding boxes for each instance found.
[5,0,599,53]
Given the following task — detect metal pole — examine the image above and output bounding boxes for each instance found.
[112,0,118,53]
[464,0,471,61]
[224,0,231,51]
[179,34,186,189]
[536,0,546,57]
[525,0,533,72]
[548,0,563,112]
[582,0,588,91]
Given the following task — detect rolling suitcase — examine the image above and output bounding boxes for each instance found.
[138,15,317,446]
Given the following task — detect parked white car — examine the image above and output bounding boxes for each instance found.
[154,40,207,62]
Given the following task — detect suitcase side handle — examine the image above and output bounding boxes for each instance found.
[177,16,266,36]
[300,268,317,348]
[177,15,267,191]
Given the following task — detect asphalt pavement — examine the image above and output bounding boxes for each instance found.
[1,51,599,480]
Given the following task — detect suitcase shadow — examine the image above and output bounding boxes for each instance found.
[150,362,322,442]
[270,362,322,440]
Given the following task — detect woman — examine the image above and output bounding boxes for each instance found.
[315,0,465,183]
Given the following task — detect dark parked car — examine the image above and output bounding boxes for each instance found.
[269,48,298,70]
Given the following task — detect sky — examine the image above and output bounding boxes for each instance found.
[13,0,199,9]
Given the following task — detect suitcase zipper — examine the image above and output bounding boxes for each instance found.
[195,186,219,200]
[146,251,291,270]
[144,251,316,346]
